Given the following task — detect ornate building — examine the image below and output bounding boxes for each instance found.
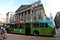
[15,0,47,22]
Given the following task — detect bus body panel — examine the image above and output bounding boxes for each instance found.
[11,28,25,34]
[31,26,55,36]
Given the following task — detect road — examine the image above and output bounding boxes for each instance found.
[0,29,60,40]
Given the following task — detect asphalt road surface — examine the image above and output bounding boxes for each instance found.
[0,29,60,40]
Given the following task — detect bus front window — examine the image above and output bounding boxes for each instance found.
[40,23,48,28]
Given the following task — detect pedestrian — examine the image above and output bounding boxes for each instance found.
[1,27,7,40]
[0,27,2,33]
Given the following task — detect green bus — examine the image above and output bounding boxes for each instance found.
[6,19,56,36]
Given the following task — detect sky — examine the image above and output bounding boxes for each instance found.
[0,0,60,19]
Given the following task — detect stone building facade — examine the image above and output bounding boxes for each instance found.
[54,12,60,28]
[6,12,15,24]
[15,0,47,22]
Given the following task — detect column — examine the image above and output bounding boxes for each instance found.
[36,10,38,20]
[26,11,28,22]
[20,13,22,20]
[18,13,19,20]
[19,13,20,20]
[19,13,21,20]
[23,12,25,21]
[24,11,26,21]
[30,10,33,22]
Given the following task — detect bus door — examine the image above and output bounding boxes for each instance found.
[25,23,31,35]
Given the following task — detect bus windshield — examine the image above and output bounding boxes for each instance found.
[38,19,55,28]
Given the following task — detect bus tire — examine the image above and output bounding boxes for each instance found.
[33,31,39,36]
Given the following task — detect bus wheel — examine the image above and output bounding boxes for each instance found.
[33,31,39,36]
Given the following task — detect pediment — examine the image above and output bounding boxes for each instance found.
[16,5,31,12]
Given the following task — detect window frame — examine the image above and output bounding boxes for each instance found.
[19,23,25,29]
[32,22,39,28]
[40,23,48,28]
[25,23,31,28]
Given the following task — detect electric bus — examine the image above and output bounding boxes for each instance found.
[6,19,56,36]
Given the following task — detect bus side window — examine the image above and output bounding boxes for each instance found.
[25,23,30,27]
[40,23,48,28]
[20,24,24,28]
[10,25,13,28]
[15,24,19,28]
[32,23,39,28]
